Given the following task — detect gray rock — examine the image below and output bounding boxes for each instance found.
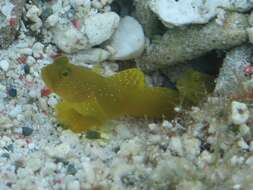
[84,12,120,46]
[215,45,252,96]
[52,23,90,53]
[133,0,163,38]
[149,0,253,27]
[71,48,110,64]
[0,0,26,49]
[22,127,34,136]
[137,12,249,72]
[248,10,253,26]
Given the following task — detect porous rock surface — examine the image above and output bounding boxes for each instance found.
[149,0,253,27]
[215,45,252,96]
[137,12,249,72]
[0,0,26,49]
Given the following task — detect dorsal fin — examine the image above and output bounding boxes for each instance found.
[108,68,145,88]
[54,55,69,65]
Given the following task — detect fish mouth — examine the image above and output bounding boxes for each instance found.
[41,66,54,90]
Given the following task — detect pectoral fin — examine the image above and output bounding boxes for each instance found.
[55,99,108,132]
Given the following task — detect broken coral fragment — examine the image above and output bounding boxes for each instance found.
[149,0,253,27]
[231,101,249,125]
[137,12,248,72]
[108,16,145,60]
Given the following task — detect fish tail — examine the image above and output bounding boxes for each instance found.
[125,87,180,119]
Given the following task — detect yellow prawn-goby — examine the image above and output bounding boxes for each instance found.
[41,56,214,132]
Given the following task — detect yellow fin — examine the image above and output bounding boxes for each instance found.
[67,98,108,123]
[92,64,104,74]
[55,101,105,132]
[108,68,145,88]
[54,55,69,65]
[176,69,215,105]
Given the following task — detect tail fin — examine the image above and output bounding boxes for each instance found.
[124,87,180,119]
[176,69,215,106]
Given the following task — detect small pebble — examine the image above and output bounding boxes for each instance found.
[15,160,25,173]
[45,143,71,158]
[26,56,36,65]
[19,48,33,55]
[148,123,158,130]
[8,17,16,26]
[162,120,173,129]
[7,88,17,97]
[17,56,28,64]
[1,153,10,159]
[46,14,59,27]
[231,101,250,125]
[41,86,52,97]
[71,19,81,29]
[66,180,80,190]
[26,5,41,22]
[0,59,9,71]
[47,96,58,106]
[238,138,250,150]
[4,144,14,152]
[23,64,30,74]
[246,156,253,165]
[239,124,250,136]
[29,89,39,98]
[85,130,101,139]
[67,164,77,175]
[41,8,53,21]
[169,136,184,156]
[22,127,34,136]
[230,155,245,166]
[54,157,69,165]
[32,42,44,58]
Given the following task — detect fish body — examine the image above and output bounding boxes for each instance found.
[42,56,213,132]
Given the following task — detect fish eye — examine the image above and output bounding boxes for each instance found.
[61,68,71,77]
[62,71,69,77]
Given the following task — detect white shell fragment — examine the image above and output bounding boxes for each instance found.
[0,1,15,17]
[32,42,44,58]
[149,0,253,26]
[53,23,89,53]
[84,12,120,46]
[108,16,145,60]
[53,12,120,53]
[231,101,250,125]
[26,5,42,31]
[45,14,59,27]
[45,143,71,158]
[72,48,110,64]
[0,59,9,71]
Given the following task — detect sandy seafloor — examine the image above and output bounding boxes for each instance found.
[1,1,253,190]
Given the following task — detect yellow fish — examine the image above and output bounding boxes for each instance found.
[42,56,181,132]
[42,56,214,132]
[176,69,215,106]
